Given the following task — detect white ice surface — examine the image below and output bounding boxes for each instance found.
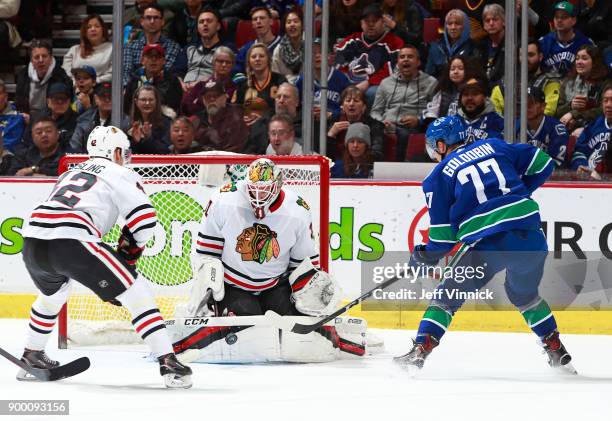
[1,319,611,421]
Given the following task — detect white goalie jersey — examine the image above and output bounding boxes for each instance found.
[195,180,319,293]
[23,158,157,246]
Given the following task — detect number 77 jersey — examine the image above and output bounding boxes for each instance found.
[24,157,157,246]
[422,138,554,256]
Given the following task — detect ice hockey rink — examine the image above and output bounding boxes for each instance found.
[1,319,611,421]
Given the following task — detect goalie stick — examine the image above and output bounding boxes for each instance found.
[265,275,404,334]
[0,347,90,381]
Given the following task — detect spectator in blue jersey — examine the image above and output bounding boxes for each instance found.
[517,86,569,167]
[122,4,184,87]
[570,84,612,177]
[331,122,374,178]
[538,1,593,78]
[334,3,405,107]
[557,45,609,137]
[0,80,26,153]
[424,9,475,79]
[232,7,281,80]
[295,38,352,122]
[457,78,504,144]
[491,39,562,117]
[371,45,437,161]
[473,4,505,87]
[395,115,574,374]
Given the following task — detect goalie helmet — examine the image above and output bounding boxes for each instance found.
[245,158,282,219]
[87,125,131,165]
[425,116,466,160]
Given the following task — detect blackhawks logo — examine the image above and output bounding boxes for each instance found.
[220,181,237,192]
[296,196,310,210]
[235,223,280,263]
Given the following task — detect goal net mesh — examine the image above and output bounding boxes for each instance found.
[59,154,328,347]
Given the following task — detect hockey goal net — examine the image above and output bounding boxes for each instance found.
[57,153,330,348]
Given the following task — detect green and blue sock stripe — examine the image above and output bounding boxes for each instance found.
[521,299,557,338]
[417,305,453,342]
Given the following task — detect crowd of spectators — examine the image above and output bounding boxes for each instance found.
[0,0,610,180]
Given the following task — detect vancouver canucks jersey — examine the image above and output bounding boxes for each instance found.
[571,116,611,170]
[195,181,319,293]
[422,138,554,257]
[462,112,504,144]
[517,115,569,166]
[539,31,593,76]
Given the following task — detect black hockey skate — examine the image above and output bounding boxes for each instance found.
[542,330,576,374]
[16,349,59,381]
[394,335,439,371]
[158,353,193,389]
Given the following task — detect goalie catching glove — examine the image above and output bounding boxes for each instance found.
[289,258,342,317]
[117,225,144,266]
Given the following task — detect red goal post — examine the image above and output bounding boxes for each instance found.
[56,153,330,348]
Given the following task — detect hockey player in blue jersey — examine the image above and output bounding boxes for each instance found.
[517,86,569,167]
[394,115,575,373]
[571,84,612,175]
[538,2,593,77]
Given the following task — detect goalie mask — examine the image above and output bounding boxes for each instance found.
[246,158,282,219]
[87,125,131,165]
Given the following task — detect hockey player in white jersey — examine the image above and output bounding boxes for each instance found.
[19,126,193,388]
[189,157,341,318]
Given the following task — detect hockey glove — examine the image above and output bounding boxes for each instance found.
[117,225,144,266]
[289,258,342,317]
[408,245,441,274]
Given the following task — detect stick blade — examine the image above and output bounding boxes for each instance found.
[291,323,318,335]
[23,357,91,382]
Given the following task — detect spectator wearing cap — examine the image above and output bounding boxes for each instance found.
[473,4,505,86]
[371,45,437,161]
[330,122,374,178]
[123,84,171,154]
[271,6,304,84]
[124,43,183,116]
[538,1,594,77]
[21,82,77,151]
[15,39,73,115]
[62,14,113,84]
[424,9,475,79]
[557,44,609,137]
[169,116,202,154]
[571,84,612,176]
[195,79,248,152]
[69,82,114,153]
[8,117,66,177]
[182,7,236,86]
[0,79,26,153]
[457,78,504,144]
[491,39,562,117]
[123,4,183,87]
[70,66,97,115]
[233,7,281,78]
[516,86,569,167]
[181,46,237,116]
[295,38,351,122]
[167,0,206,47]
[335,3,404,106]
[266,113,303,156]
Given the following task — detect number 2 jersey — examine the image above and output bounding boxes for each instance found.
[23,157,157,247]
[422,138,554,258]
[195,181,319,293]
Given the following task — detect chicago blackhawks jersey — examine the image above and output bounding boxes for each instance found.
[422,138,554,259]
[195,181,319,293]
[516,115,569,166]
[24,158,157,246]
[571,116,611,170]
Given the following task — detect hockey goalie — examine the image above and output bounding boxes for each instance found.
[168,158,380,363]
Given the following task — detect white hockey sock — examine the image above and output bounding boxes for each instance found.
[116,277,173,359]
[26,282,70,351]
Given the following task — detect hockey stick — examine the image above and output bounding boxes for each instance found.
[0,347,90,381]
[265,275,404,334]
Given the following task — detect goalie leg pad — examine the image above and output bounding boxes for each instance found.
[334,316,368,358]
[178,255,225,317]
